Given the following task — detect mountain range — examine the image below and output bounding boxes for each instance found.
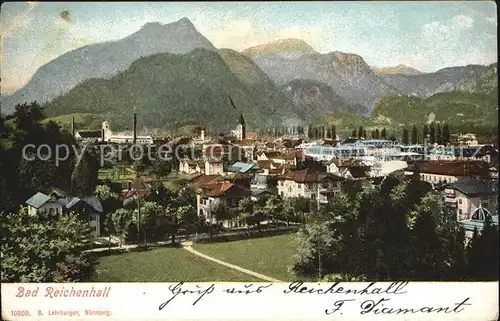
[1,17,497,132]
[1,18,215,115]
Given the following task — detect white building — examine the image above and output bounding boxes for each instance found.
[257,151,296,166]
[74,129,103,144]
[326,158,373,179]
[404,160,490,185]
[457,133,479,147]
[276,169,344,207]
[441,179,498,222]
[102,121,153,145]
[25,192,102,237]
[369,160,408,177]
[25,192,63,217]
[230,114,246,141]
[180,160,223,176]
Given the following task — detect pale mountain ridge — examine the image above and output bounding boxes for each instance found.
[373,64,424,76]
[241,38,318,58]
[379,64,494,97]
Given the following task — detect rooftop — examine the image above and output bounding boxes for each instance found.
[443,179,497,197]
[227,162,256,173]
[76,130,102,138]
[25,192,53,209]
[414,160,489,177]
[278,168,343,183]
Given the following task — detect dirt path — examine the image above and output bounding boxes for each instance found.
[181,242,283,282]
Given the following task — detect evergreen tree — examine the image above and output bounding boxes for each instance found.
[429,123,436,144]
[381,128,387,139]
[375,129,380,139]
[326,127,332,139]
[331,125,336,140]
[466,222,499,280]
[71,150,99,196]
[363,130,367,139]
[423,124,429,143]
[0,114,5,138]
[371,130,376,139]
[358,126,364,138]
[437,123,443,145]
[402,128,409,145]
[443,123,451,144]
[411,125,418,144]
[351,129,357,138]
[411,207,441,279]
[307,125,313,138]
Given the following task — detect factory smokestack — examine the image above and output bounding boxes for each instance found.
[133,113,137,144]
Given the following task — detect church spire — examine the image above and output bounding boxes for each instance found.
[238,113,245,125]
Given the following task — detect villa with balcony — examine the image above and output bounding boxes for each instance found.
[276,168,344,207]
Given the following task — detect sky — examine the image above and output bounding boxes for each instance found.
[0,1,497,94]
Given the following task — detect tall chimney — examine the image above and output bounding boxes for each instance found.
[133,113,137,144]
[71,116,75,138]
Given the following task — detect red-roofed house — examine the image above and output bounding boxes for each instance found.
[405,160,489,184]
[257,150,297,166]
[179,159,223,175]
[195,176,251,228]
[277,168,344,206]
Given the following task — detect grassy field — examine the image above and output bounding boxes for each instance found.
[192,233,302,281]
[44,113,103,130]
[94,247,260,282]
[98,166,136,181]
[162,171,189,191]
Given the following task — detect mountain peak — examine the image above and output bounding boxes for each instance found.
[136,18,196,35]
[176,17,194,26]
[242,38,317,57]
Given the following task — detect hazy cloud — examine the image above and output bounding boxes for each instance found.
[0,2,37,93]
[450,15,474,29]
[485,17,497,26]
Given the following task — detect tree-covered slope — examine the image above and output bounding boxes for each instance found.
[43,49,300,131]
[372,91,498,126]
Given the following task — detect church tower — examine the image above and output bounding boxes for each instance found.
[236,113,246,140]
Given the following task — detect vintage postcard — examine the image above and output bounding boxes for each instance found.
[0,1,498,320]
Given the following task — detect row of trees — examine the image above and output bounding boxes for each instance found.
[307,125,337,140]
[401,123,452,145]
[292,175,498,281]
[352,127,394,141]
[303,122,453,145]
[260,126,306,137]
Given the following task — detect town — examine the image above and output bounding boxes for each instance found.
[0,1,497,286]
[1,103,498,283]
